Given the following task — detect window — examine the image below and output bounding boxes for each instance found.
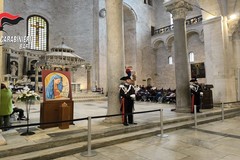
[189,52,194,62]
[151,26,155,36]
[170,13,173,25]
[168,56,173,64]
[27,15,48,51]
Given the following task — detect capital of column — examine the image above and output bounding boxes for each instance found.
[164,0,192,20]
[228,18,239,37]
[85,65,92,71]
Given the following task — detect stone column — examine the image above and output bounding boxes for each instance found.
[105,0,125,122]
[6,53,11,74]
[203,16,236,102]
[35,66,39,92]
[23,56,27,75]
[86,65,92,91]
[228,18,239,101]
[165,0,192,113]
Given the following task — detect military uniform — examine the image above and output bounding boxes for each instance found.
[119,76,136,126]
[190,78,202,113]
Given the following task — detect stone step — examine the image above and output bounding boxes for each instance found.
[72,92,107,102]
[73,94,105,97]
[73,97,108,102]
[0,108,239,159]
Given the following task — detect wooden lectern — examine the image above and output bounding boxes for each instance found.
[40,70,74,129]
[40,100,74,129]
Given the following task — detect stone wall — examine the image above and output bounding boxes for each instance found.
[3,0,239,103]
[4,0,96,90]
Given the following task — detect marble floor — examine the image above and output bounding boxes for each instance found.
[1,100,240,160]
[55,115,240,160]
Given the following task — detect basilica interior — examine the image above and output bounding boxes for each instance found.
[1,1,240,159]
[0,0,239,112]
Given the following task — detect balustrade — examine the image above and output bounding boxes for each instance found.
[153,15,202,35]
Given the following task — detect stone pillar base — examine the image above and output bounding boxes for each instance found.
[103,117,122,124]
[176,107,191,113]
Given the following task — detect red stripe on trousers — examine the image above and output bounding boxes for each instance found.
[121,98,125,123]
[191,95,195,112]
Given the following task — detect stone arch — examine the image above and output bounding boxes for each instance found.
[165,35,174,53]
[152,38,164,49]
[187,29,203,42]
[147,77,152,86]
[123,3,137,70]
[123,3,138,21]
[187,30,205,73]
[26,11,51,24]
[27,59,38,77]
[29,59,38,70]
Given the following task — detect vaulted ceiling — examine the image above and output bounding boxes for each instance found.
[217,0,240,17]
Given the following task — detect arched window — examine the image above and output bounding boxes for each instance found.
[168,56,173,64]
[27,15,48,51]
[147,78,152,86]
[189,52,194,62]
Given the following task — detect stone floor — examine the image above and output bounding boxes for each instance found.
[55,115,240,160]
[1,100,240,160]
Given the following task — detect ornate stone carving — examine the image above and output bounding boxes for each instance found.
[85,64,92,71]
[228,19,239,37]
[99,8,106,18]
[165,0,192,20]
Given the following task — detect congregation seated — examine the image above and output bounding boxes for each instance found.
[135,86,176,104]
[160,90,176,103]
[154,91,162,102]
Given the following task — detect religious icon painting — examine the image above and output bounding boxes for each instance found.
[191,62,206,78]
[42,70,72,102]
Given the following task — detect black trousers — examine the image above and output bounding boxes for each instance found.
[11,107,24,119]
[122,98,134,124]
[0,115,10,131]
[124,106,133,124]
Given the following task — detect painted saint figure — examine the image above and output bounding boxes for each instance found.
[46,74,63,99]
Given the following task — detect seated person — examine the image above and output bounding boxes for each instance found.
[162,91,176,103]
[166,92,176,103]
[155,91,162,102]
[11,101,26,120]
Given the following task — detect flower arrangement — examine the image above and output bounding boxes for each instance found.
[16,86,40,102]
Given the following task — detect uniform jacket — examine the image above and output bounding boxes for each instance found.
[119,84,135,109]
[190,83,202,105]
